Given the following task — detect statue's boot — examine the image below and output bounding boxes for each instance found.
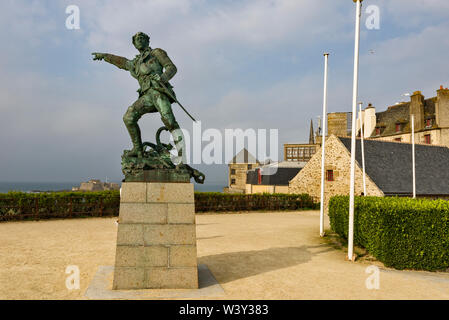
[126,125,144,158]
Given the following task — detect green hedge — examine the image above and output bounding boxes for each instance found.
[194,192,318,212]
[329,196,449,271]
[0,191,318,221]
[0,191,120,221]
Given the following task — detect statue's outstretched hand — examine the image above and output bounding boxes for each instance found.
[92,53,106,61]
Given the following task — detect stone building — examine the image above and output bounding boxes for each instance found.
[72,179,120,192]
[284,144,318,162]
[326,87,449,147]
[363,88,449,146]
[284,120,320,162]
[327,112,352,137]
[245,161,305,194]
[224,148,259,193]
[289,135,449,211]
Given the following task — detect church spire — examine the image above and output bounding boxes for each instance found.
[309,119,315,144]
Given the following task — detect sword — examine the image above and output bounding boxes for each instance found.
[157,80,197,122]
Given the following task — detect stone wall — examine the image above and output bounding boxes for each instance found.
[245,184,289,194]
[228,163,252,192]
[436,88,449,128]
[370,129,445,146]
[328,113,350,137]
[288,135,384,212]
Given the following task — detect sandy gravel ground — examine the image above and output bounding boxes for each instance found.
[1,211,449,300]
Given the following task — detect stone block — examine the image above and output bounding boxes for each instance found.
[115,246,144,267]
[143,224,196,246]
[112,267,145,289]
[143,246,168,267]
[167,203,195,224]
[169,245,197,267]
[116,224,143,246]
[147,182,194,203]
[120,182,146,203]
[145,267,198,289]
[119,203,167,224]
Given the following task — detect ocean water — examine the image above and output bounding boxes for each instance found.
[0,182,90,193]
[0,181,225,193]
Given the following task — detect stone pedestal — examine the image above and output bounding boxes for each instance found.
[113,182,198,289]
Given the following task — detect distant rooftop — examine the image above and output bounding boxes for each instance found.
[229,148,258,164]
[339,137,449,196]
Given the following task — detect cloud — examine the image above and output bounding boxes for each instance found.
[0,0,448,183]
[358,21,449,109]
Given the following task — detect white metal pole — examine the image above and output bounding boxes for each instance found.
[348,0,362,262]
[359,102,366,196]
[320,53,329,237]
[412,114,416,198]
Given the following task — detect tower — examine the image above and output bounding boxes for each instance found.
[309,119,315,144]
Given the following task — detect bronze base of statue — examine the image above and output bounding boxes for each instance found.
[121,126,205,184]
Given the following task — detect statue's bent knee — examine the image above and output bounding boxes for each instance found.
[123,108,137,125]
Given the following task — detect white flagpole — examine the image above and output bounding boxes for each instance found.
[348,0,362,262]
[412,114,416,198]
[359,102,366,196]
[320,53,329,237]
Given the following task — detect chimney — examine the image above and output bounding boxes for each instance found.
[364,103,376,138]
[436,87,449,127]
[409,91,424,130]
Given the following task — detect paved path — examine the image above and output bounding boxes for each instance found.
[1,211,448,299]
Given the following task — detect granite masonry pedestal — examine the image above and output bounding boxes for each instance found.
[113,182,198,289]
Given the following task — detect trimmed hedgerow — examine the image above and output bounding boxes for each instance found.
[329,196,449,271]
[0,191,318,221]
[194,192,318,212]
[0,190,120,221]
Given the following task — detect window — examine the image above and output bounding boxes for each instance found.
[247,164,252,170]
[375,127,381,135]
[395,138,401,142]
[326,170,334,182]
[425,134,431,144]
[426,119,432,128]
[304,148,310,158]
[395,123,402,132]
[231,179,236,185]
[231,169,236,175]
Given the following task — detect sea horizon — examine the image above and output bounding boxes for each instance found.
[0,181,226,193]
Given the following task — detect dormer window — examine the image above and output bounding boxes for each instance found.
[395,123,402,132]
[375,127,381,136]
[425,119,432,129]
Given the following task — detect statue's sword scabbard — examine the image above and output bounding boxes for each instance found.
[157,80,197,122]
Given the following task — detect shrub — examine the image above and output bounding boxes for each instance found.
[194,192,318,212]
[329,196,449,271]
[0,190,318,221]
[0,190,120,221]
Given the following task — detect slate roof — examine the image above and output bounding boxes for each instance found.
[339,137,449,196]
[229,148,258,164]
[247,167,302,186]
[370,97,436,137]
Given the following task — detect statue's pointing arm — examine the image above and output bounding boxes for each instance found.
[92,52,133,71]
[152,49,177,82]
[103,54,133,71]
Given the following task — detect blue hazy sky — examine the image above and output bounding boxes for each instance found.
[1,0,448,184]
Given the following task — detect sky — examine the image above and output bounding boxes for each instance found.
[0,0,448,185]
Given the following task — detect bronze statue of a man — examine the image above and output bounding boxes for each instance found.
[92,32,184,161]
